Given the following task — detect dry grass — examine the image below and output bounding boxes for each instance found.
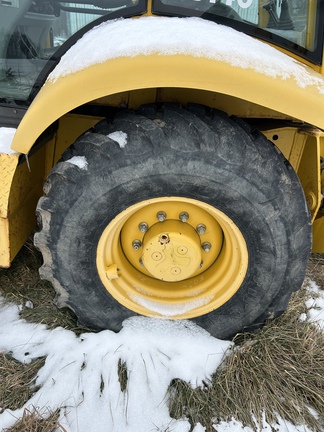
[0,242,323,431]
[3,407,65,432]
[118,359,128,392]
[307,254,324,290]
[0,238,91,333]
[0,354,44,413]
[169,282,324,432]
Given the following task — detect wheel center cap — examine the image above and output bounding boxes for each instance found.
[141,220,202,281]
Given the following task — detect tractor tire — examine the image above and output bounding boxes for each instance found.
[35,104,311,339]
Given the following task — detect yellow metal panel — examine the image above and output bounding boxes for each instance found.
[10,54,324,155]
[288,131,307,172]
[0,216,10,268]
[0,114,104,268]
[297,134,321,222]
[8,147,46,261]
[0,153,19,218]
[262,128,300,164]
[313,135,324,252]
[312,217,324,253]
[0,153,19,267]
[261,127,310,173]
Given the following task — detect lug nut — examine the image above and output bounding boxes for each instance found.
[132,240,142,250]
[179,212,189,222]
[157,211,167,222]
[139,258,144,267]
[196,224,206,235]
[202,242,211,252]
[138,222,149,233]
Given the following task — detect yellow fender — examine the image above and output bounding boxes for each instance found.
[3,46,324,262]
[10,53,324,154]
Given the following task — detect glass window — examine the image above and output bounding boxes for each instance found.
[0,1,142,102]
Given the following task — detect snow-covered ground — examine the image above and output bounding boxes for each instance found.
[0,280,323,432]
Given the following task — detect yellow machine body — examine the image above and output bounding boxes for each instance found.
[1,0,324,267]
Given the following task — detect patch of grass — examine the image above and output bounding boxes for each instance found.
[0,238,91,333]
[1,243,323,431]
[118,359,128,392]
[3,407,66,432]
[0,354,44,413]
[307,253,324,290]
[169,286,324,431]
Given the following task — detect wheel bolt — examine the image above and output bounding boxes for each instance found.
[196,224,206,235]
[157,211,167,222]
[138,222,149,233]
[132,240,142,250]
[202,242,211,252]
[179,212,189,222]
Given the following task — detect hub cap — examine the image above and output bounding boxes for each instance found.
[97,197,248,319]
[141,220,202,281]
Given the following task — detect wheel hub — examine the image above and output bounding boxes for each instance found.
[141,221,202,281]
[96,197,248,319]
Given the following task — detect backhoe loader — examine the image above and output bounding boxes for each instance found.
[0,0,323,338]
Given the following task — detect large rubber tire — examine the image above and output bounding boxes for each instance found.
[35,104,311,339]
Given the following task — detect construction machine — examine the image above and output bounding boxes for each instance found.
[0,0,323,338]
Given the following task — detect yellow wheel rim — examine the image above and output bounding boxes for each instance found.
[97,197,248,319]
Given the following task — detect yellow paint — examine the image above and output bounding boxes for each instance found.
[11,54,324,155]
[0,114,104,267]
[0,153,19,218]
[261,128,306,170]
[120,200,224,280]
[0,153,19,267]
[8,147,48,261]
[141,221,203,281]
[296,134,322,222]
[2,8,324,266]
[0,217,10,268]
[261,127,323,225]
[97,197,248,319]
[312,217,324,253]
[313,134,324,253]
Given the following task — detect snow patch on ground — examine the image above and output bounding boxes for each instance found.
[213,416,315,432]
[300,279,324,330]
[108,131,128,148]
[66,155,88,170]
[0,301,230,432]
[0,275,323,432]
[48,17,324,94]
[0,128,18,154]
